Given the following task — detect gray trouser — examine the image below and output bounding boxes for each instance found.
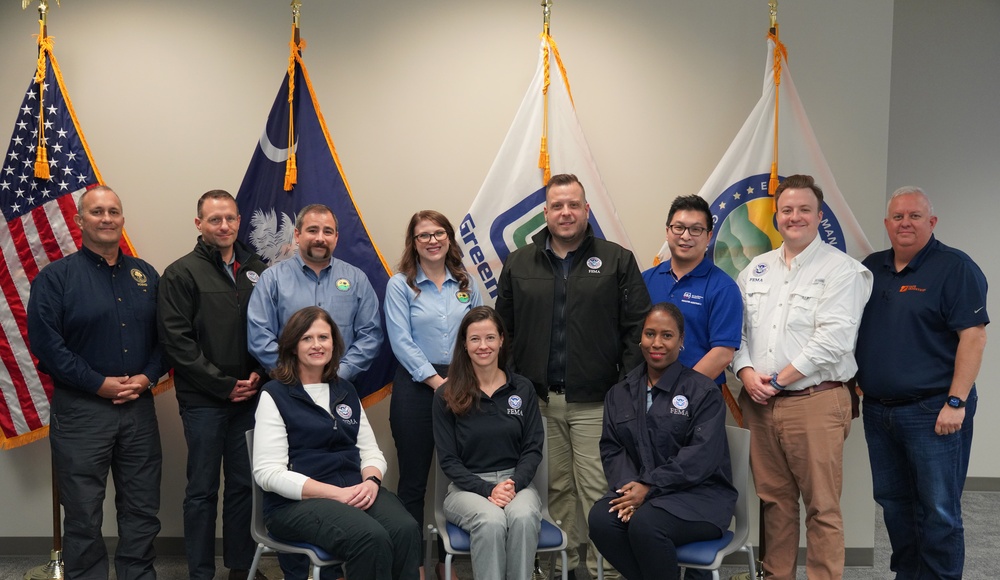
[444,469,542,580]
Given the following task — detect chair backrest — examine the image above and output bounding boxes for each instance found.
[245,429,271,546]
[725,425,752,544]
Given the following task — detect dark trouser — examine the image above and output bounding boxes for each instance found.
[863,389,977,580]
[589,497,720,580]
[266,490,422,580]
[179,402,256,580]
[390,363,449,561]
[50,388,162,580]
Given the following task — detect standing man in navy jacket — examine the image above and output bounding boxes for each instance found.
[28,186,166,580]
[158,190,269,580]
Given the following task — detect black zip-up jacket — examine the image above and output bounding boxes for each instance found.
[496,226,651,403]
[158,237,268,407]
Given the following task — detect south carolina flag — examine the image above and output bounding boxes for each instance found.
[655,34,873,276]
[459,33,634,302]
[235,34,395,406]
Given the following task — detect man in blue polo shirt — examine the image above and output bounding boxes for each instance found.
[856,186,988,580]
[642,196,741,387]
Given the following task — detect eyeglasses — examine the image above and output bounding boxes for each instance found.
[667,223,707,237]
[204,215,239,227]
[414,230,448,243]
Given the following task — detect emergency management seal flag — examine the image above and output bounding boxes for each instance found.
[655,35,873,276]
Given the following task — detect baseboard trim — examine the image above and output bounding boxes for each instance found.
[721,547,873,567]
[0,537,221,557]
[965,477,1000,492]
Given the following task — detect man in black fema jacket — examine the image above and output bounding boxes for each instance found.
[157,190,269,580]
[496,174,651,580]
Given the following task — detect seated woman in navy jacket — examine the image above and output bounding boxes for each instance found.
[432,306,545,580]
[252,306,421,580]
[588,303,737,580]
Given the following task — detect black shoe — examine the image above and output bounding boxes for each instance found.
[567,571,577,580]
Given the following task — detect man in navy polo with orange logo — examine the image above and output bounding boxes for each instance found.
[856,186,988,580]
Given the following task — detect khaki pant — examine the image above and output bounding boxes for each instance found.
[541,394,615,579]
[740,386,852,580]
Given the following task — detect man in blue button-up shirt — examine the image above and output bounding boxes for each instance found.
[247,204,383,380]
[27,186,166,580]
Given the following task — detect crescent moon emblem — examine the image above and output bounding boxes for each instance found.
[259,130,299,163]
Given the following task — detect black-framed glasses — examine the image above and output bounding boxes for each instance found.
[667,223,707,237]
[414,230,448,243]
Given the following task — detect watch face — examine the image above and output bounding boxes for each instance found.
[947,396,964,408]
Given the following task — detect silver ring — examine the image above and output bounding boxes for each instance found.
[366,495,371,501]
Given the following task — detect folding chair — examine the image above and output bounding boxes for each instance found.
[245,429,344,579]
[597,425,756,580]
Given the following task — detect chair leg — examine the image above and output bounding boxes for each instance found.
[248,546,264,578]
[424,525,435,574]
[596,553,604,580]
[446,554,453,580]
[312,563,322,579]
[561,550,568,580]
[745,544,757,577]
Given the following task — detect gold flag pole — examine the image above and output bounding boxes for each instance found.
[21,1,65,576]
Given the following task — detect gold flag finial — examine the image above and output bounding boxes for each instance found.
[768,0,778,31]
[541,0,552,35]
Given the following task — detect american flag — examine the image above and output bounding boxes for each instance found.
[0,44,118,449]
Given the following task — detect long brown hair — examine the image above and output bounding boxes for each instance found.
[271,306,345,384]
[442,306,509,416]
[396,210,469,296]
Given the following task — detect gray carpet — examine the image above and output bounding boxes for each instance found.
[2,491,997,579]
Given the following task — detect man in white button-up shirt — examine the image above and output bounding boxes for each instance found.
[733,175,873,580]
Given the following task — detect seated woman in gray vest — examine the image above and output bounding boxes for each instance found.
[588,303,737,580]
[432,306,545,580]
[252,306,420,580]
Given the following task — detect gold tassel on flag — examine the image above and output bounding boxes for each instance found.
[767,0,784,207]
[33,20,53,180]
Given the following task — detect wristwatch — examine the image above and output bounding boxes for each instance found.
[946,396,966,409]
[365,475,383,487]
[769,373,784,391]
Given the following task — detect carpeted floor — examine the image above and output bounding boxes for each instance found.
[2,492,998,579]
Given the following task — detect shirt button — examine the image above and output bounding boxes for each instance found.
[121,323,126,327]
[117,298,123,302]
[123,348,128,353]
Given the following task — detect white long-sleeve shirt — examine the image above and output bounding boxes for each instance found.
[252,382,388,499]
[733,236,873,390]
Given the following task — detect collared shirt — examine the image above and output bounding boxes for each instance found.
[856,236,989,398]
[733,236,873,390]
[642,258,743,384]
[384,267,482,382]
[247,254,383,380]
[27,246,165,394]
[432,373,544,497]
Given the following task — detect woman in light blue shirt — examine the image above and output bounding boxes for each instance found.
[385,210,482,580]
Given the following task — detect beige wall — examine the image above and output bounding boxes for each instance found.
[2,0,963,559]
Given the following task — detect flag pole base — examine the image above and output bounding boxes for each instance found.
[23,550,63,580]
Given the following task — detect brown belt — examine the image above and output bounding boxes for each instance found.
[774,380,843,397]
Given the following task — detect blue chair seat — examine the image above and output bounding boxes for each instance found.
[266,533,336,561]
[444,519,564,553]
[674,531,736,566]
